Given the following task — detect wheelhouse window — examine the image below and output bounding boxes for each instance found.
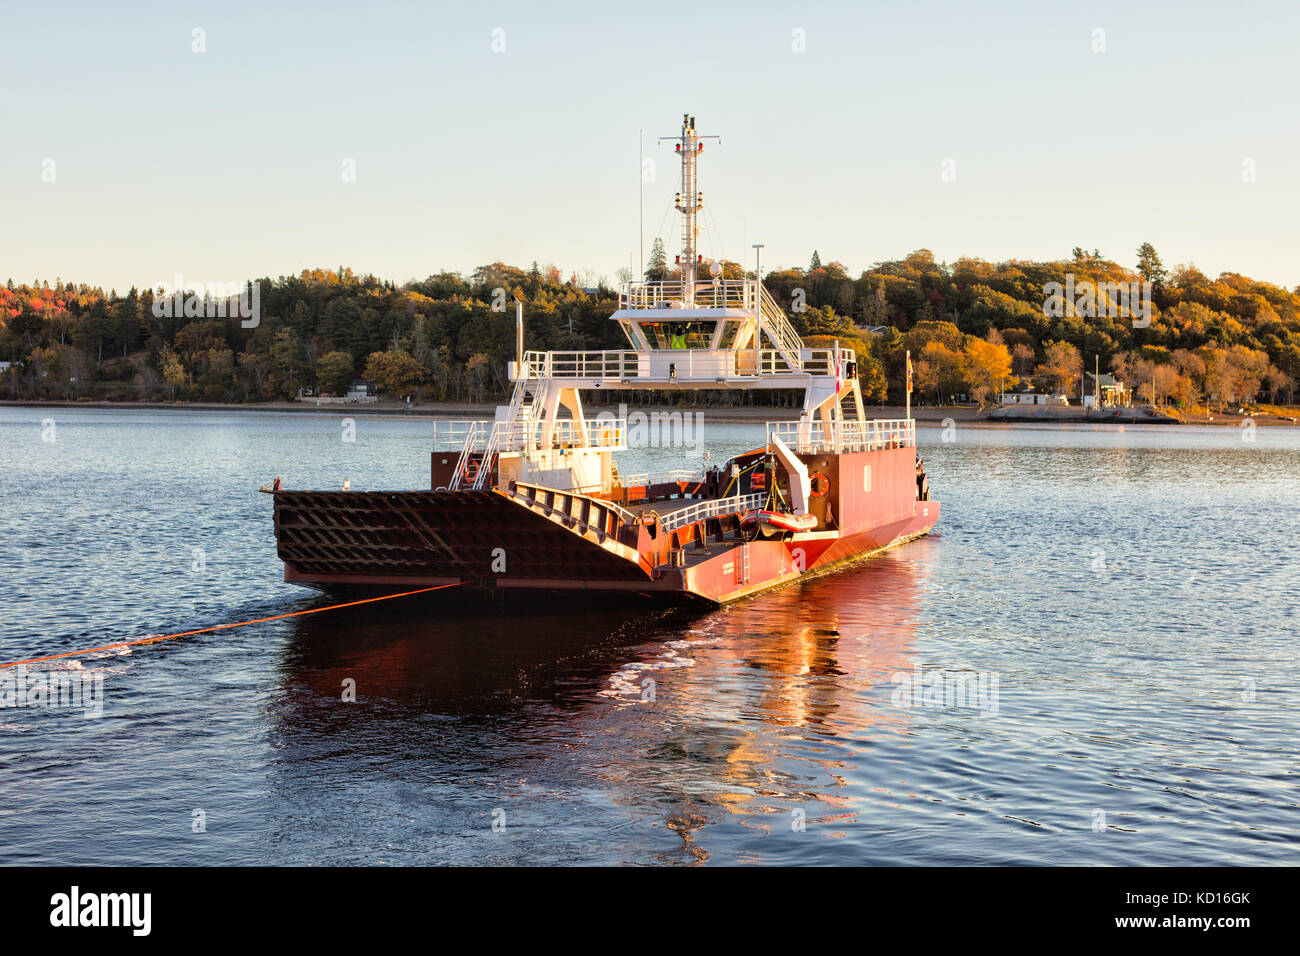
[717,320,742,349]
[637,321,718,349]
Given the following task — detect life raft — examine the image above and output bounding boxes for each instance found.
[741,510,817,533]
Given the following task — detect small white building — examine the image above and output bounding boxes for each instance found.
[999,390,1069,406]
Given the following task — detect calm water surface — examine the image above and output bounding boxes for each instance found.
[1,406,1297,865]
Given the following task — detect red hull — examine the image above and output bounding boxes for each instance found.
[270,443,937,604]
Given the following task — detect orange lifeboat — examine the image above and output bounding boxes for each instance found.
[741,509,818,534]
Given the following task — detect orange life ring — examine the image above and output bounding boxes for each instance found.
[809,472,830,498]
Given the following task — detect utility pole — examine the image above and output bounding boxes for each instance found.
[515,297,524,371]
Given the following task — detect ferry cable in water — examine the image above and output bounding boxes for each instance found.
[0,584,458,670]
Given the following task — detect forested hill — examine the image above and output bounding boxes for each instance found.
[3,248,1297,408]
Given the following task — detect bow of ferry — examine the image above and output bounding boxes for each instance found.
[265,114,939,604]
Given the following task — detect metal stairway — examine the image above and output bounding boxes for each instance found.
[757,284,804,370]
[467,365,536,490]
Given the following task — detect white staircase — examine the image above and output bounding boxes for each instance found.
[757,284,803,370]
[467,366,535,490]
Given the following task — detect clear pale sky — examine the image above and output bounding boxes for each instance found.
[2,0,1297,292]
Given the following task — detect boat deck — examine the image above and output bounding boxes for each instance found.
[677,538,750,568]
[620,497,710,516]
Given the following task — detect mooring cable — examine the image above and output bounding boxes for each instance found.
[0,584,457,669]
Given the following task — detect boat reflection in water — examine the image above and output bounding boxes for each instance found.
[264,542,929,865]
[591,543,928,863]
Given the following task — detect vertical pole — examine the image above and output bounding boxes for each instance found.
[515,298,523,372]
[683,117,695,306]
[755,244,761,374]
[906,349,911,422]
[639,128,644,282]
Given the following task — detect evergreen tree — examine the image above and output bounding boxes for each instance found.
[1136,242,1168,291]
[810,250,822,271]
[645,238,668,281]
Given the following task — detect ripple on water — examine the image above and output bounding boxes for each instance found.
[2,410,1299,864]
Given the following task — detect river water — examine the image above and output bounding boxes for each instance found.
[1,406,1296,865]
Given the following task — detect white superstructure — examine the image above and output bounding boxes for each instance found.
[437,113,873,494]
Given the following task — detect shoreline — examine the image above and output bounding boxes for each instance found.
[4,398,1297,428]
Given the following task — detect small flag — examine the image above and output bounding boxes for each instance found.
[834,339,843,393]
[906,353,913,393]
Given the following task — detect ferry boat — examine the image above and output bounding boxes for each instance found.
[265,115,938,604]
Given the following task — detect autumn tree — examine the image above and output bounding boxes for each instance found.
[1034,340,1083,396]
[1011,343,1035,379]
[363,350,426,397]
[904,319,964,355]
[962,335,1015,406]
[915,341,965,404]
[159,345,190,398]
[1202,345,1270,409]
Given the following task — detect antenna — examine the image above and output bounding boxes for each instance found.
[659,113,720,307]
[638,128,644,282]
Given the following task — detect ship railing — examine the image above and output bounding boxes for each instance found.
[756,283,805,366]
[754,346,855,376]
[520,349,644,380]
[433,419,490,451]
[513,346,856,381]
[655,493,767,532]
[617,468,705,488]
[617,280,804,368]
[619,278,761,311]
[434,420,493,489]
[437,418,626,453]
[436,418,627,490]
[767,418,915,454]
[490,417,628,453]
[505,481,639,534]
